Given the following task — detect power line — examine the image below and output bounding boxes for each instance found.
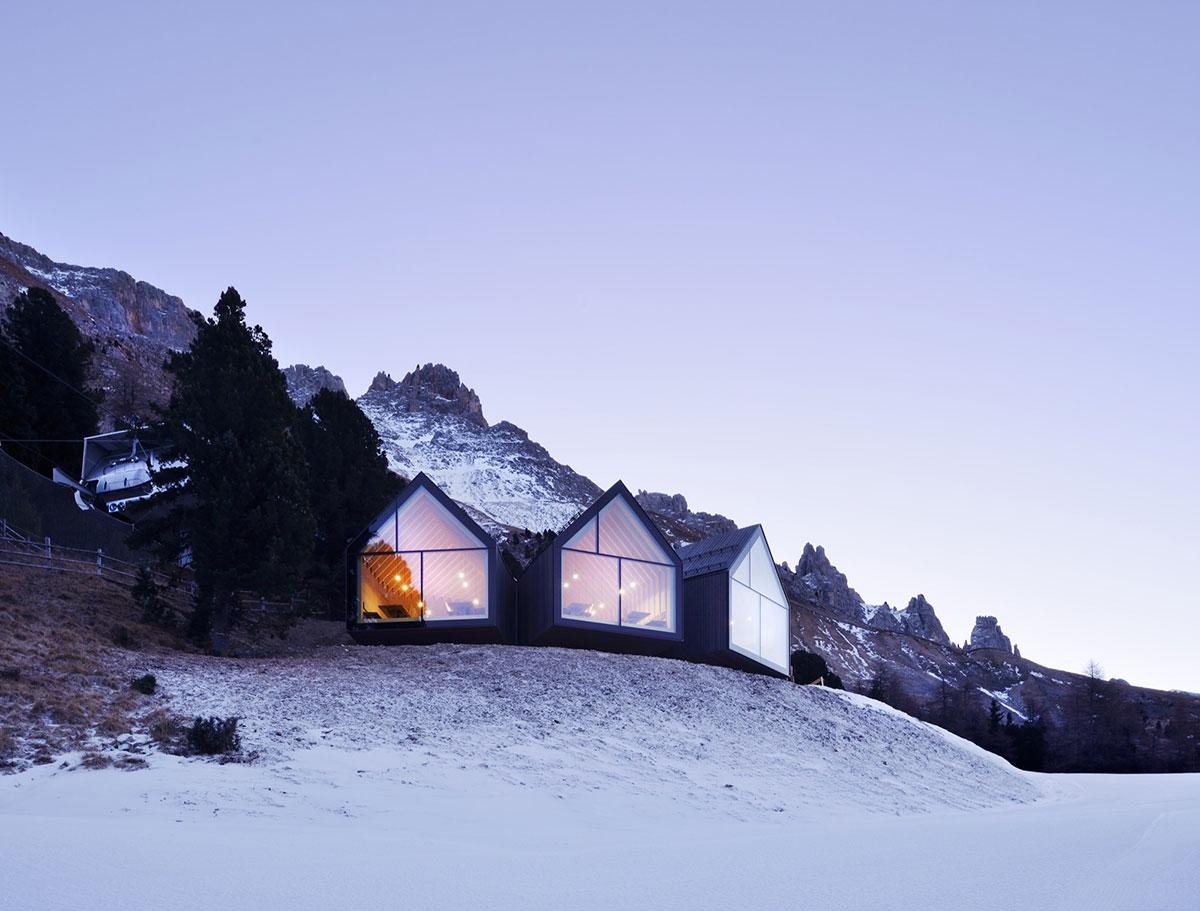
[0,437,90,443]
[0,333,128,428]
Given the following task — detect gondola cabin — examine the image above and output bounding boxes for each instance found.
[347,473,514,644]
[517,482,683,654]
[677,526,791,677]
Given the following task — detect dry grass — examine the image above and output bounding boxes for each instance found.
[0,564,194,772]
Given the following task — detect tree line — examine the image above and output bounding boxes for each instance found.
[860,662,1200,774]
[1,286,403,652]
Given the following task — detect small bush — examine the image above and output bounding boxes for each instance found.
[131,674,157,695]
[145,709,182,751]
[132,568,167,625]
[186,716,241,756]
[791,649,831,685]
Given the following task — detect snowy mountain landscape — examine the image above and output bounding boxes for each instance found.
[2,231,1199,910]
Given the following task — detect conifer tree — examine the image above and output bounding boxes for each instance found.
[0,287,99,474]
[0,326,36,460]
[136,288,315,653]
[298,387,404,615]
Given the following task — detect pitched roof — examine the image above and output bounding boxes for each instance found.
[677,525,760,579]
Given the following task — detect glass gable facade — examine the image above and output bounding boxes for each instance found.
[359,487,489,624]
[560,495,676,632]
[728,532,790,673]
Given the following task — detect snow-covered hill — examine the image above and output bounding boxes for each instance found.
[4,643,1198,911]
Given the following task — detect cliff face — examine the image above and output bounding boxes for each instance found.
[968,616,1013,654]
[0,232,198,427]
[367,364,487,427]
[283,364,347,406]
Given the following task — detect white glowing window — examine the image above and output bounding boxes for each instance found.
[561,550,619,624]
[730,579,760,653]
[563,517,597,552]
[395,488,482,551]
[598,497,670,563]
[558,493,677,633]
[728,531,790,672]
[619,559,675,632]
[422,549,488,621]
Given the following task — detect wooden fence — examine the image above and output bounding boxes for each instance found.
[0,518,303,622]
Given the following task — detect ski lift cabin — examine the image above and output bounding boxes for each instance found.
[74,429,171,513]
[516,482,683,654]
[347,473,515,645]
[677,526,791,677]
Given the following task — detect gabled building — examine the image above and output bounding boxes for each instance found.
[517,482,682,654]
[677,525,791,677]
[347,473,514,644]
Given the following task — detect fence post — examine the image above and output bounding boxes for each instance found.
[44,536,51,562]
[97,548,103,575]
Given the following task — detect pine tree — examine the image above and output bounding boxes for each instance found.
[988,698,1002,734]
[298,387,404,616]
[0,325,36,459]
[134,288,315,653]
[0,287,100,474]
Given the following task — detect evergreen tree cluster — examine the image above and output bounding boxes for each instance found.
[856,661,1200,774]
[132,288,402,652]
[0,287,101,475]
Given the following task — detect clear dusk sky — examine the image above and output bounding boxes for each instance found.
[4,2,1198,690]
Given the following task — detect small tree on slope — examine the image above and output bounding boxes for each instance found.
[134,288,315,653]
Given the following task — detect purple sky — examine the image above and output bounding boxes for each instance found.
[5,2,1198,690]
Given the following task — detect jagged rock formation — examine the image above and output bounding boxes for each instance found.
[368,364,487,427]
[283,364,347,406]
[635,490,737,546]
[900,595,951,646]
[968,616,1013,654]
[358,364,600,534]
[778,545,952,646]
[0,232,199,427]
[781,543,866,622]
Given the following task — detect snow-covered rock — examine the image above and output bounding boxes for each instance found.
[358,363,601,534]
[282,364,347,405]
[969,616,1014,654]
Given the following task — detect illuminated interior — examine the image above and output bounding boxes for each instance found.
[358,487,489,623]
[728,531,789,673]
[560,496,676,631]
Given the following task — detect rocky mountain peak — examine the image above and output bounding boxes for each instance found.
[787,543,865,619]
[367,363,487,427]
[282,364,347,406]
[968,616,1013,654]
[898,594,951,647]
[368,371,397,393]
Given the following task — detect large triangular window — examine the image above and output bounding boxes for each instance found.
[358,485,489,625]
[728,530,789,673]
[559,491,675,632]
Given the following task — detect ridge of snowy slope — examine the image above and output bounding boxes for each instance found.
[132,644,1038,817]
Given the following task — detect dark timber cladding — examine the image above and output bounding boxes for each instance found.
[517,481,683,654]
[345,472,515,645]
[678,525,791,678]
